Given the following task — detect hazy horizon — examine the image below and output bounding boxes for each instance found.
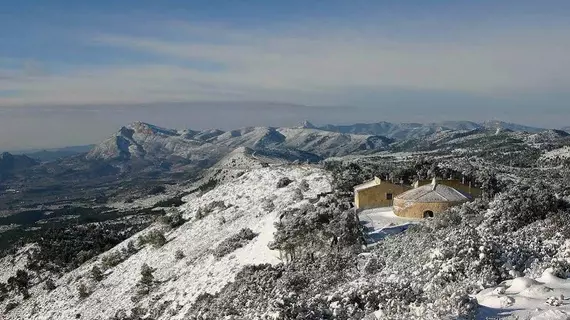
[1,101,568,151]
[2,1,569,150]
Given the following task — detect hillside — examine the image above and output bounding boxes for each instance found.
[0,153,38,179]
[0,166,332,319]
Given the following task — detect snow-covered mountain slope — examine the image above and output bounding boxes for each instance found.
[524,129,570,145]
[277,128,392,156]
[2,166,332,320]
[539,146,570,165]
[482,120,544,133]
[309,120,544,140]
[86,122,392,164]
[86,122,217,162]
[215,146,320,170]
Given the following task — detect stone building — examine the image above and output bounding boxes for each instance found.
[354,177,411,209]
[393,178,472,218]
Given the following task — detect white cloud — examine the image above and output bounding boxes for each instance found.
[1,22,569,106]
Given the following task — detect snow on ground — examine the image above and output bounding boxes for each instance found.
[540,146,570,162]
[4,165,332,320]
[358,207,416,245]
[476,268,570,320]
[0,244,38,283]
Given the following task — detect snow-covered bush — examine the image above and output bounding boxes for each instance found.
[91,265,104,282]
[136,264,155,296]
[269,195,360,262]
[156,211,186,229]
[101,251,125,269]
[212,228,258,258]
[137,229,167,248]
[174,249,185,260]
[77,282,91,299]
[4,301,18,313]
[196,200,227,219]
[481,181,563,232]
[186,255,359,320]
[260,197,275,212]
[43,278,56,291]
[7,269,30,299]
[276,177,293,188]
[0,282,7,302]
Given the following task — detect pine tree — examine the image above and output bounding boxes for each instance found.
[137,263,155,296]
[91,265,104,282]
[78,283,90,299]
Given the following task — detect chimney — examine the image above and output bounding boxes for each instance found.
[431,177,438,190]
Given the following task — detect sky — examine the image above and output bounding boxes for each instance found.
[1,0,570,149]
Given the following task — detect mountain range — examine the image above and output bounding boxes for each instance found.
[2,119,569,185]
[82,120,570,168]
[302,120,549,139]
[85,121,394,165]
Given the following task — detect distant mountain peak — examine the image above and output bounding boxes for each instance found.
[0,152,38,172]
[0,151,13,159]
[126,121,178,136]
[300,120,316,129]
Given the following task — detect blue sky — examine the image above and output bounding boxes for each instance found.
[1,1,570,148]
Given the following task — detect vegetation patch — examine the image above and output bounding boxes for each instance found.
[213,228,258,258]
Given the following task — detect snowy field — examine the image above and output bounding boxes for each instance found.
[358,207,416,245]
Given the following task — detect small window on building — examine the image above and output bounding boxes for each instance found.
[386,193,393,200]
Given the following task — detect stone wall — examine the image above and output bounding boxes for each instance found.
[393,198,468,218]
[355,183,410,209]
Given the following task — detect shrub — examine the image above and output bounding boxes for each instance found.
[196,201,227,220]
[4,301,18,313]
[175,249,185,260]
[7,269,30,299]
[0,282,7,302]
[276,177,293,188]
[44,278,56,291]
[136,264,155,296]
[199,179,218,193]
[122,240,138,256]
[260,198,275,212]
[157,211,186,229]
[269,197,360,262]
[101,251,124,269]
[213,228,258,258]
[138,230,167,248]
[78,283,90,299]
[482,181,563,232]
[91,265,104,282]
[154,195,185,208]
